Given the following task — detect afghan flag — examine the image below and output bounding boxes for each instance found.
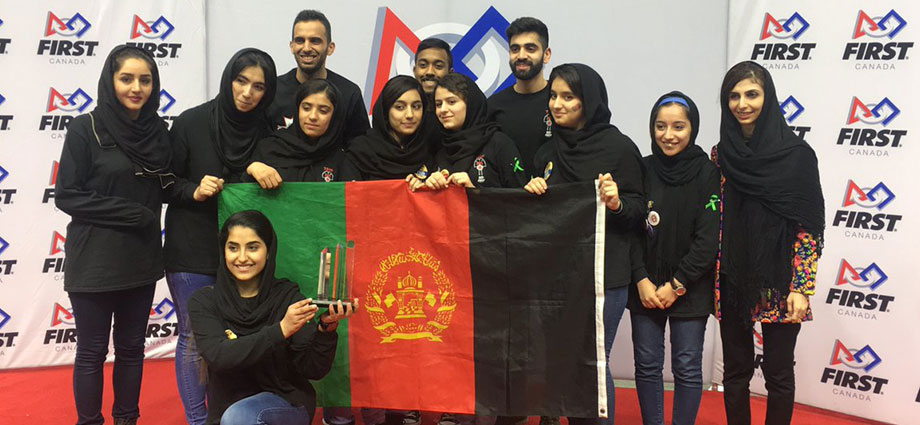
[217,180,609,418]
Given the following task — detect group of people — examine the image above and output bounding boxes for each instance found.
[54,9,824,425]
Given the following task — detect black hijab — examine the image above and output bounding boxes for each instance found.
[645,91,712,284]
[717,61,824,318]
[545,63,639,182]
[647,91,709,185]
[209,48,277,173]
[214,212,300,335]
[254,80,344,168]
[346,76,431,180]
[92,45,172,185]
[435,73,499,172]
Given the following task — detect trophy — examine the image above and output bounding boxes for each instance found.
[314,241,355,309]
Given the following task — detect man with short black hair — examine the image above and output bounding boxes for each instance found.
[488,17,552,179]
[268,9,369,145]
[413,37,453,94]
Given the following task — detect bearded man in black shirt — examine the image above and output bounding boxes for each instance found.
[487,17,553,179]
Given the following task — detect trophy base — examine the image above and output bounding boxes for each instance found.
[313,299,354,309]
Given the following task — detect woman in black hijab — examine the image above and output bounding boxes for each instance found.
[188,210,356,425]
[408,72,526,191]
[345,75,433,181]
[714,61,824,425]
[55,45,173,425]
[627,92,719,425]
[245,79,356,185]
[525,63,645,425]
[164,48,277,425]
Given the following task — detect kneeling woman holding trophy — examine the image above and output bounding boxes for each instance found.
[189,210,357,425]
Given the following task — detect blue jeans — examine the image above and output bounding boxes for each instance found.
[630,312,706,425]
[569,286,628,425]
[69,284,156,425]
[323,407,354,425]
[166,272,214,425]
[222,392,311,425]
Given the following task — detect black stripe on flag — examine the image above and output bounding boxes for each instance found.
[468,183,606,417]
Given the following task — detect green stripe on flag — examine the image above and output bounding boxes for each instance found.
[218,182,351,406]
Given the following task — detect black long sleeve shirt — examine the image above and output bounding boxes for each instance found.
[487,84,552,179]
[245,141,361,184]
[163,102,248,275]
[434,132,528,189]
[54,114,165,292]
[533,135,646,290]
[189,284,337,425]
[627,159,720,318]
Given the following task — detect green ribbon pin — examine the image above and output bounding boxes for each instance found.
[512,157,524,173]
[705,195,719,211]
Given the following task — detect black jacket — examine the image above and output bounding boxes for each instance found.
[163,102,249,275]
[55,114,164,292]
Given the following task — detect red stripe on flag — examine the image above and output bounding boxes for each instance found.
[346,181,475,413]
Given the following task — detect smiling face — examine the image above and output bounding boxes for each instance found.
[508,32,550,81]
[413,48,451,94]
[113,58,153,120]
[728,77,765,138]
[388,89,423,141]
[224,225,267,284]
[299,92,334,139]
[654,104,692,156]
[289,20,334,75]
[434,86,467,130]
[231,65,267,113]
[549,78,585,130]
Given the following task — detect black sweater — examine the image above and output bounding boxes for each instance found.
[245,142,361,184]
[163,102,249,275]
[189,284,337,425]
[533,135,646,290]
[487,84,551,179]
[267,68,370,144]
[54,114,164,292]
[627,158,720,318]
[434,132,528,189]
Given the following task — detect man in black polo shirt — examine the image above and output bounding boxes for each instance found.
[268,9,369,145]
[488,17,552,179]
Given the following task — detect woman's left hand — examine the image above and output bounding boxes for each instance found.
[319,298,359,332]
[655,284,678,309]
[598,173,621,212]
[785,292,809,323]
[448,172,475,188]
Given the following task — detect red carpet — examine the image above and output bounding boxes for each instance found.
[0,359,888,424]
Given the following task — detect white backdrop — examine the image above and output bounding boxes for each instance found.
[721,1,920,423]
[0,0,207,367]
[1,0,917,422]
